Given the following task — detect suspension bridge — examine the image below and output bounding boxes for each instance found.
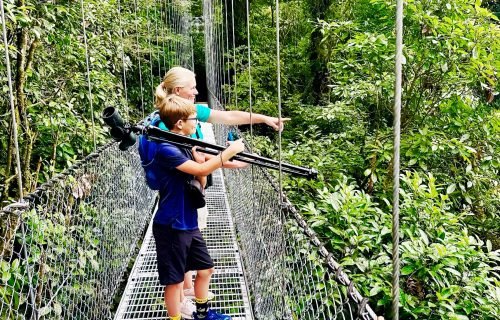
[0,0,404,319]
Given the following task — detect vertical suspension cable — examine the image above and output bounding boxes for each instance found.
[79,0,96,150]
[275,0,283,205]
[174,1,180,66]
[0,0,23,199]
[219,0,227,106]
[245,0,253,151]
[215,0,222,104]
[146,1,155,98]
[274,0,287,317]
[224,0,231,106]
[203,0,211,96]
[172,0,178,66]
[190,31,195,70]
[161,0,167,71]
[155,0,162,78]
[230,0,237,109]
[209,0,218,107]
[1,1,37,317]
[169,0,175,66]
[133,0,145,118]
[392,0,404,319]
[206,0,213,98]
[166,0,173,67]
[117,0,129,118]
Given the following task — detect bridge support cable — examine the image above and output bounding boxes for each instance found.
[391,0,405,319]
[1,1,38,319]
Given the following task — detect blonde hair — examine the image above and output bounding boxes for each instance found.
[155,67,195,108]
[158,94,196,130]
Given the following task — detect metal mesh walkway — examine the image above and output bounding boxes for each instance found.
[114,123,253,320]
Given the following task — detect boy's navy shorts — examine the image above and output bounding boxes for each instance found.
[152,223,214,286]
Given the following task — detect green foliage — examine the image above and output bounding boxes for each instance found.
[1,0,187,198]
[297,173,499,319]
[236,0,499,317]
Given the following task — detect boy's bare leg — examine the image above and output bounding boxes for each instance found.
[179,280,185,305]
[193,268,214,299]
[183,271,193,291]
[165,282,183,316]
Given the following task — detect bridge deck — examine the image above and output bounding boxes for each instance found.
[114,123,253,320]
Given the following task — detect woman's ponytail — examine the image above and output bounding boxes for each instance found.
[154,83,168,109]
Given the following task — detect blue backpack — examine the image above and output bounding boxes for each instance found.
[138,112,163,190]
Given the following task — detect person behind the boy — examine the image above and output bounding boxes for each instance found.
[139,94,243,320]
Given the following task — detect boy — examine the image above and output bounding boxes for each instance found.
[138,95,244,320]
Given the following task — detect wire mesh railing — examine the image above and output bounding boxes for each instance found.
[210,118,377,320]
[0,0,193,317]
[0,145,157,319]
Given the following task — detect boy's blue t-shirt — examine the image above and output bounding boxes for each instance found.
[144,141,198,230]
[138,104,210,230]
[158,104,211,139]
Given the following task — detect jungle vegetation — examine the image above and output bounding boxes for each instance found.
[0,0,498,319]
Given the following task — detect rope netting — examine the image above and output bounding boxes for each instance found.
[203,0,378,319]
[0,0,193,318]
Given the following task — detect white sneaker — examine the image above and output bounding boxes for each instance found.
[180,297,196,319]
[183,287,215,301]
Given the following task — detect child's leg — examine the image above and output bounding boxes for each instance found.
[193,267,214,318]
[152,224,193,318]
[194,267,214,299]
[183,271,193,291]
[165,283,183,317]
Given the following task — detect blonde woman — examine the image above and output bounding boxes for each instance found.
[156,66,289,132]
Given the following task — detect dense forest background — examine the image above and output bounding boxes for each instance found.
[223,0,499,318]
[0,0,498,319]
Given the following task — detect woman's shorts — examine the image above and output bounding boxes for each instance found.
[152,223,214,286]
[197,206,209,230]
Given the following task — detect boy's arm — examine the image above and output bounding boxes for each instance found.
[192,147,208,188]
[176,139,245,176]
[203,153,249,169]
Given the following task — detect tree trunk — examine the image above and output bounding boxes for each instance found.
[14,0,29,197]
[2,129,14,202]
[32,156,42,191]
[14,0,40,196]
[304,0,333,105]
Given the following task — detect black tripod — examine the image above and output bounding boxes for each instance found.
[103,107,317,179]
